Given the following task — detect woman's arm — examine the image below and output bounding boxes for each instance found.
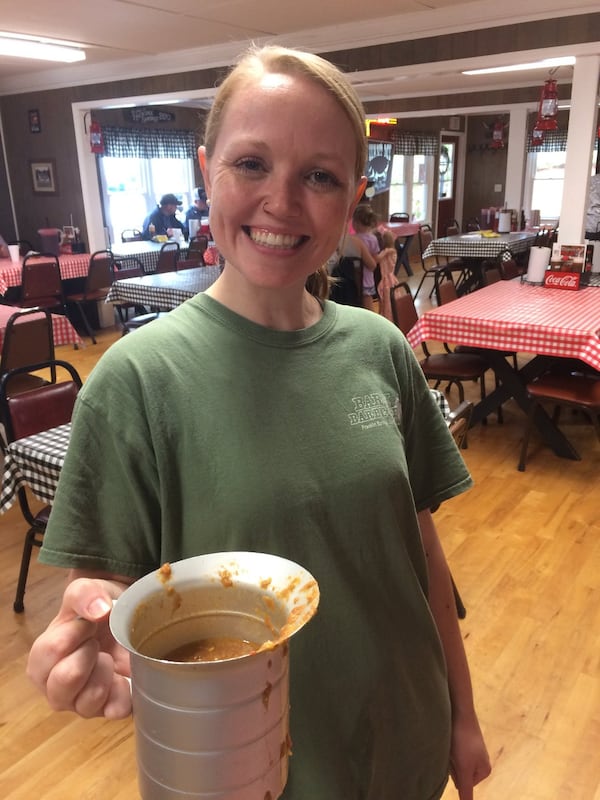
[418,509,491,800]
[27,569,136,719]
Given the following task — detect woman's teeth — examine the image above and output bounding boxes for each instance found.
[248,229,302,249]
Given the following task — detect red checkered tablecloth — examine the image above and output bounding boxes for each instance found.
[407,280,600,370]
[0,305,82,349]
[0,253,90,295]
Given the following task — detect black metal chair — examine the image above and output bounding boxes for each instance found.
[64,250,116,344]
[0,359,82,612]
[389,212,410,222]
[19,253,66,315]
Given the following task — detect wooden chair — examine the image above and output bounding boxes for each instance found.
[186,235,208,265]
[0,308,55,402]
[0,359,82,612]
[65,250,116,344]
[390,282,491,410]
[517,372,600,471]
[19,253,66,315]
[121,228,143,243]
[481,263,502,285]
[465,217,481,232]
[156,241,180,273]
[389,212,410,222]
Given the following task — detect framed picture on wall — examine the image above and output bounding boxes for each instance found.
[28,109,41,133]
[30,159,58,195]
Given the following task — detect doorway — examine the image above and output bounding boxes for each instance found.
[437,134,461,237]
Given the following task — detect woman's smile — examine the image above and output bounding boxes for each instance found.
[244,226,308,251]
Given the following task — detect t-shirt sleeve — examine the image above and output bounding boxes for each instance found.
[39,350,163,577]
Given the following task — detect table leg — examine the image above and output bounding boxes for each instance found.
[469,351,580,460]
[394,235,414,277]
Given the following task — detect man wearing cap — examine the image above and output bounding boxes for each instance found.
[142,193,187,240]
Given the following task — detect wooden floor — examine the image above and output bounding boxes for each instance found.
[1,271,599,799]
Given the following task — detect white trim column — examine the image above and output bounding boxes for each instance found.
[559,55,600,242]
[504,105,528,214]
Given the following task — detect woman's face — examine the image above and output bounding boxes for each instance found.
[200,71,365,292]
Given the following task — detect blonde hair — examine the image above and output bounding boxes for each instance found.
[204,45,367,301]
[381,230,395,248]
[205,44,367,182]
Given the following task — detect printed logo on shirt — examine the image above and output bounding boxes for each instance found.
[348,393,401,430]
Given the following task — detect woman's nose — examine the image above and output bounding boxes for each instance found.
[262,175,301,217]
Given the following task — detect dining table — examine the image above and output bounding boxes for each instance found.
[106,265,221,311]
[110,240,221,273]
[386,221,421,277]
[406,278,600,459]
[422,230,538,293]
[0,422,70,515]
[0,252,91,296]
[0,304,83,349]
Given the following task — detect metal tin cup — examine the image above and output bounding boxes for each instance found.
[110,552,319,800]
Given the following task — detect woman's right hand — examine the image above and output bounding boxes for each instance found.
[27,576,133,719]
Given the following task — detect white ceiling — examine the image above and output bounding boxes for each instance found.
[0,0,598,115]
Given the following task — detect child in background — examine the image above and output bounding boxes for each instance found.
[377,229,400,322]
[350,204,393,311]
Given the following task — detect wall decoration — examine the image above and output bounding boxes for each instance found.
[28,109,41,133]
[366,140,394,196]
[30,159,58,194]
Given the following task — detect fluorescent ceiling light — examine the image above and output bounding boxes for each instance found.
[0,31,86,63]
[463,56,575,76]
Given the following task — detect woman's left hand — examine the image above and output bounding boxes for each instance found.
[449,709,492,799]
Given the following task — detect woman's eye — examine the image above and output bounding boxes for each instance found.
[234,158,264,175]
[307,170,340,189]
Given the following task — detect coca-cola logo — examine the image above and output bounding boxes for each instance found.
[544,271,580,291]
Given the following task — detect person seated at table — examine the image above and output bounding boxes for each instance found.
[141,194,187,241]
[0,233,10,258]
[185,187,209,225]
[349,204,394,311]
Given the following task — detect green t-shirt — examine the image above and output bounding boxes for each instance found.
[41,295,471,800]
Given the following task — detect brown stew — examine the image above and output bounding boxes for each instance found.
[163,636,259,662]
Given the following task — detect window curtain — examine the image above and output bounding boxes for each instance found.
[390,130,439,156]
[101,126,197,159]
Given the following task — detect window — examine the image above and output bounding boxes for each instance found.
[388,154,433,222]
[100,156,194,243]
[523,144,598,224]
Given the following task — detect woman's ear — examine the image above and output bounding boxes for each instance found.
[198,146,211,195]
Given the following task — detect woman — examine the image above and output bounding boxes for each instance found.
[28,45,490,799]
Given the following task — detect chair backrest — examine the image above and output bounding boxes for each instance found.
[501,257,520,280]
[0,360,82,442]
[390,283,418,335]
[482,265,502,285]
[0,308,55,376]
[121,228,143,243]
[156,241,180,273]
[446,219,460,236]
[86,250,115,294]
[329,256,362,306]
[187,235,208,264]
[20,254,63,307]
[389,212,410,222]
[418,225,434,258]
[436,278,459,306]
[465,217,481,231]
[115,255,144,280]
